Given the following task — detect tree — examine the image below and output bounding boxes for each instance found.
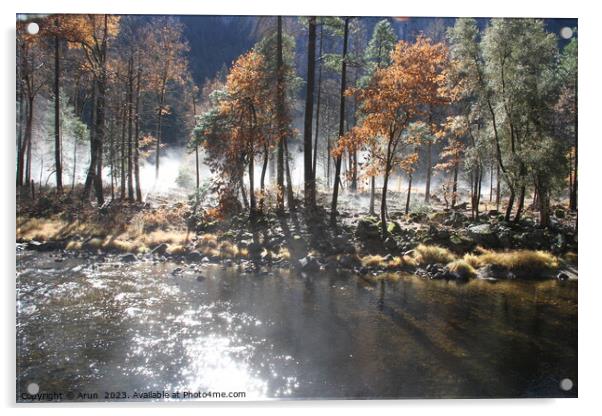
[16,20,48,189]
[559,35,577,211]
[59,14,121,205]
[362,19,397,214]
[146,17,190,180]
[339,37,453,236]
[330,17,350,224]
[303,17,317,208]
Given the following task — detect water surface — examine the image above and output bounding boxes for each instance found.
[16,250,578,400]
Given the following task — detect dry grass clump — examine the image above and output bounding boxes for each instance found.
[361,254,387,267]
[139,230,189,247]
[218,241,239,258]
[446,259,477,279]
[413,244,456,265]
[462,253,481,269]
[166,244,188,255]
[469,250,559,275]
[102,238,136,253]
[17,217,64,241]
[65,240,82,250]
[138,205,187,232]
[197,233,218,248]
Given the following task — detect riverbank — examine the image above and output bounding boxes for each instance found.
[16,191,577,282]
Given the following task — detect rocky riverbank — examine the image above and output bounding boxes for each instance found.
[17,195,578,282]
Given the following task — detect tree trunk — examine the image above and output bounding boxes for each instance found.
[134,64,142,202]
[312,24,323,187]
[496,163,501,211]
[381,164,391,239]
[155,82,166,180]
[17,97,34,188]
[504,187,515,222]
[249,148,256,215]
[54,24,63,193]
[83,79,97,201]
[276,16,285,212]
[405,174,413,215]
[513,185,526,222]
[260,144,269,211]
[330,17,349,225]
[369,175,376,215]
[489,161,494,202]
[424,141,432,203]
[303,16,316,208]
[284,137,295,210]
[127,56,134,201]
[120,105,126,200]
[451,165,458,208]
[569,73,577,211]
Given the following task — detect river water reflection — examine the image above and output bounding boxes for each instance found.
[16,250,577,400]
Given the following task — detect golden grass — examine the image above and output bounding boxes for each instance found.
[462,253,481,269]
[17,217,64,241]
[166,244,188,255]
[446,259,477,279]
[139,230,189,247]
[198,233,218,248]
[65,240,82,250]
[361,254,386,267]
[218,241,239,258]
[469,250,559,275]
[413,244,457,265]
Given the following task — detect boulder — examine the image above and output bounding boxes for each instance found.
[356,217,380,240]
[467,223,499,248]
[186,251,204,262]
[339,254,358,269]
[556,271,570,281]
[151,243,169,256]
[119,253,138,262]
[384,237,398,251]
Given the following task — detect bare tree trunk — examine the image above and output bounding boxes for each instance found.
[303,16,317,208]
[514,185,526,222]
[284,137,295,210]
[369,175,376,215]
[260,144,269,211]
[424,141,432,203]
[569,74,577,211]
[155,82,166,180]
[17,97,34,188]
[120,105,126,200]
[405,174,413,215]
[496,163,501,211]
[276,16,285,212]
[381,164,391,238]
[451,165,458,208]
[134,64,142,202]
[53,23,63,193]
[127,56,134,201]
[330,17,349,225]
[312,24,323,188]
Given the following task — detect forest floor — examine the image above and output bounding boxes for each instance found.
[16,186,578,282]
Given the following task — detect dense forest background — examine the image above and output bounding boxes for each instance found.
[16,15,577,233]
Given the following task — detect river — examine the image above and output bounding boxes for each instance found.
[16,249,577,400]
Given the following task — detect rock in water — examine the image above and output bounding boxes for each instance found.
[119,253,138,262]
[556,272,570,281]
[151,243,169,256]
